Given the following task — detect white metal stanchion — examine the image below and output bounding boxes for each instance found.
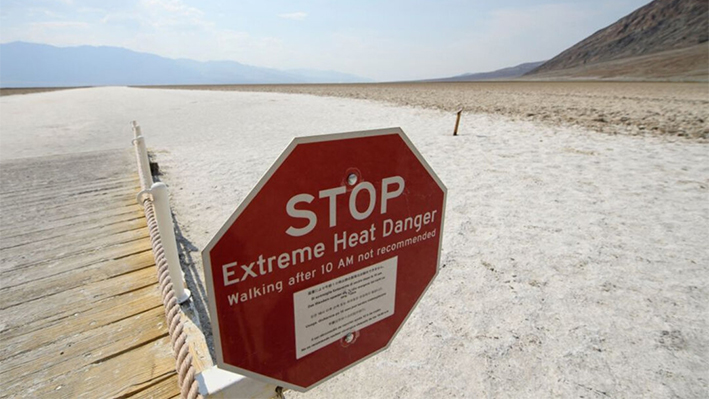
[150,182,191,304]
[132,121,190,304]
[131,121,153,191]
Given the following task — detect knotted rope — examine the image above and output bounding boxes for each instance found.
[142,197,202,399]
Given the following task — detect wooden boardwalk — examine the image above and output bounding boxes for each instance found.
[0,149,180,398]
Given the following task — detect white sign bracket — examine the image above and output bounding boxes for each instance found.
[196,366,280,399]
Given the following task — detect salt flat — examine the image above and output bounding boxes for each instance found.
[157,81,709,139]
[1,87,707,398]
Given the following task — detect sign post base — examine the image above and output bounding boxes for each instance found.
[196,366,280,399]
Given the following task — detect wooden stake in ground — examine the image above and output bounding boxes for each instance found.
[453,108,462,136]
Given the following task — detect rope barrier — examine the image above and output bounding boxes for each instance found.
[133,121,201,398]
[142,196,202,399]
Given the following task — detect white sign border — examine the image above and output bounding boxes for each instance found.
[201,127,448,392]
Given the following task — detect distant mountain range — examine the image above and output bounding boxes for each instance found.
[0,42,371,87]
[4,0,706,88]
[526,0,708,80]
[426,61,545,82]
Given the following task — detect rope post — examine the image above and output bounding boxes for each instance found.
[131,122,153,191]
[133,136,153,190]
[453,108,462,136]
[151,182,192,304]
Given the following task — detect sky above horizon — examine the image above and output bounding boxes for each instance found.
[0,0,652,81]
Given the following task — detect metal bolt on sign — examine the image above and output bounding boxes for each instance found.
[344,333,355,344]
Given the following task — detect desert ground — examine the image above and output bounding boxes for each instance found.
[0,87,84,97]
[1,85,707,398]
[151,81,709,139]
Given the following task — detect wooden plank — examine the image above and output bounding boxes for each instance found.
[0,266,157,333]
[0,192,137,227]
[0,197,138,231]
[0,162,138,193]
[0,216,146,257]
[0,149,137,191]
[0,184,138,212]
[0,177,140,203]
[0,208,145,250]
[1,224,149,270]
[0,214,146,252]
[0,194,136,222]
[0,175,136,196]
[0,149,180,399]
[4,335,177,399]
[0,284,162,356]
[1,307,169,386]
[0,189,138,223]
[1,249,154,309]
[0,234,153,285]
[0,169,133,188]
[0,175,140,198]
[0,201,142,236]
[128,373,181,399]
[2,221,148,268]
[0,203,143,243]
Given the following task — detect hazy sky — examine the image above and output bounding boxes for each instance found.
[0,0,652,81]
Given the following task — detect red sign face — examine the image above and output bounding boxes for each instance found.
[203,128,446,391]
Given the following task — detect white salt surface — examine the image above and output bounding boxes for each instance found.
[1,87,707,398]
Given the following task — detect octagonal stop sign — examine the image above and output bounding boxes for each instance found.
[202,127,446,391]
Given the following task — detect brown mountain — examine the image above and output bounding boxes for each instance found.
[527,0,708,80]
[425,61,546,82]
